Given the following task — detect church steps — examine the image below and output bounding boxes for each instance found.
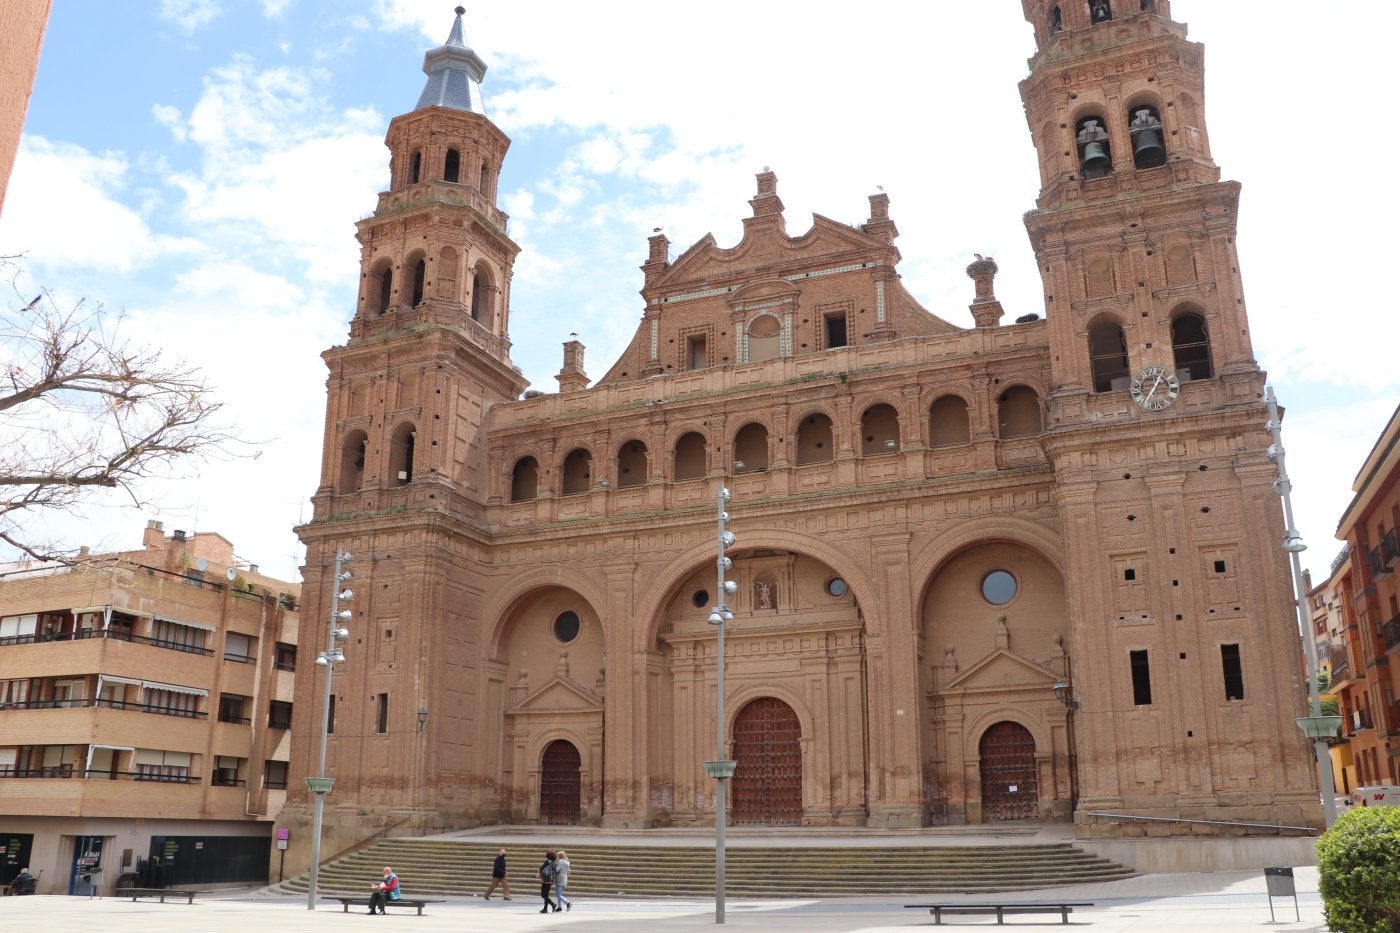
[279,838,1134,897]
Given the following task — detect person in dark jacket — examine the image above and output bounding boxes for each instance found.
[537,851,559,913]
[482,848,511,900]
[367,866,400,914]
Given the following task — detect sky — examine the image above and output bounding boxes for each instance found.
[1,1,1396,586]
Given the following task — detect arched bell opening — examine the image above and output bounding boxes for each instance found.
[997,386,1042,438]
[928,394,971,447]
[338,430,368,494]
[444,147,461,183]
[561,447,592,496]
[1090,0,1113,23]
[860,403,901,455]
[795,412,834,465]
[1171,310,1213,381]
[1128,105,1167,169]
[733,422,769,473]
[1076,116,1112,179]
[388,423,416,485]
[616,439,648,489]
[1088,316,1130,393]
[510,456,539,502]
[673,431,707,482]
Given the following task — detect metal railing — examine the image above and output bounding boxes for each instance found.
[0,628,213,656]
[1083,811,1317,833]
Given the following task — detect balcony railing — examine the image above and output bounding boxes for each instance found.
[0,697,207,719]
[0,627,213,656]
[1330,644,1351,681]
[1383,613,1400,653]
[1382,528,1400,569]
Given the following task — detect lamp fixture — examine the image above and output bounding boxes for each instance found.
[417,706,429,732]
[1051,681,1079,710]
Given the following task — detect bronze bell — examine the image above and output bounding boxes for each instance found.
[1132,128,1166,166]
[1081,141,1110,176]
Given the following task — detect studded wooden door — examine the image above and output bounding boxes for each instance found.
[732,697,802,825]
[539,739,581,825]
[979,720,1038,821]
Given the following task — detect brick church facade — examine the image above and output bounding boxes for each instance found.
[280,0,1320,861]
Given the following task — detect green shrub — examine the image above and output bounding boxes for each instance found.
[1318,805,1400,932]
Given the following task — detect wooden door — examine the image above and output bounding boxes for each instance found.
[979,720,1038,821]
[732,697,802,825]
[539,739,581,824]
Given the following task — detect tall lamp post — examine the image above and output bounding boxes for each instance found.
[306,549,353,909]
[703,486,738,925]
[1263,388,1342,827]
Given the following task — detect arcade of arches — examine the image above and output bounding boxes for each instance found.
[487,544,1073,827]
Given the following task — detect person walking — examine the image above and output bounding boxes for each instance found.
[482,848,511,900]
[536,850,559,913]
[553,849,573,911]
[367,865,401,914]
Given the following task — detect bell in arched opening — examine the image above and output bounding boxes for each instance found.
[1077,118,1111,179]
[1129,107,1166,168]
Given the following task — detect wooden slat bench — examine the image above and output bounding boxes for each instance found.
[116,887,205,904]
[325,896,443,916]
[905,902,1095,925]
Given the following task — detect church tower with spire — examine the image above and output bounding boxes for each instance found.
[1017,0,1317,829]
[287,7,526,859]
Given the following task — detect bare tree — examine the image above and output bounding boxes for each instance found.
[2,256,232,561]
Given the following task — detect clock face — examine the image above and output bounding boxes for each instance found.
[1130,364,1180,411]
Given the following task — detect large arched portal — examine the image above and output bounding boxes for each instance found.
[539,740,581,824]
[978,721,1038,821]
[732,697,803,825]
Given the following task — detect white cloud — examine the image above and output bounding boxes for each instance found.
[158,0,222,33]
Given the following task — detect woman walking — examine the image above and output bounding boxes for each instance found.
[553,850,573,911]
[536,850,559,913]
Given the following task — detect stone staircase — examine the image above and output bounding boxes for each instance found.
[279,835,1134,897]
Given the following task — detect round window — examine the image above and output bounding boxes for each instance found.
[692,589,710,608]
[553,610,580,643]
[981,570,1017,605]
[826,577,848,597]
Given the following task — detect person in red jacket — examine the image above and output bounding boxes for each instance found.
[367,866,400,914]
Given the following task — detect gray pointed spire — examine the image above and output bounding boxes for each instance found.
[415,6,488,114]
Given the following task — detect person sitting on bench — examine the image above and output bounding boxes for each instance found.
[367,866,401,914]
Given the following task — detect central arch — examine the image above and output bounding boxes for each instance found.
[732,697,802,825]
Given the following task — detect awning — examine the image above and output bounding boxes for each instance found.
[97,675,142,687]
[140,681,208,697]
[70,605,110,615]
[153,615,213,632]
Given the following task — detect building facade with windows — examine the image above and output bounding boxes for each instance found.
[281,0,1319,871]
[0,521,299,894]
[1327,404,1400,793]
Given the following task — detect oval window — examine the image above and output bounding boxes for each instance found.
[553,610,580,643]
[692,589,710,608]
[826,577,848,597]
[981,570,1018,605]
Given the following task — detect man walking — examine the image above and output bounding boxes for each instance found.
[482,848,511,900]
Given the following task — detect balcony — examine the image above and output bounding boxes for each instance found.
[1330,644,1351,682]
[1383,528,1400,569]
[1383,613,1400,654]
[0,627,213,656]
[0,697,207,719]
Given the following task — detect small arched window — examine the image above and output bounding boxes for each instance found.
[1076,116,1111,179]
[1050,5,1063,32]
[997,387,1042,439]
[1091,0,1113,23]
[371,262,393,314]
[411,257,426,307]
[733,422,769,473]
[479,164,491,196]
[1088,318,1130,392]
[1171,312,1213,381]
[860,403,900,455]
[510,456,538,502]
[444,148,461,183]
[561,448,592,495]
[617,440,648,488]
[339,430,368,494]
[389,423,416,485]
[471,270,490,324]
[409,151,422,184]
[673,432,707,481]
[1128,105,1166,169]
[928,395,970,447]
[796,413,834,465]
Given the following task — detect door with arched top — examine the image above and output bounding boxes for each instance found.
[539,739,581,824]
[979,720,1038,821]
[732,697,802,825]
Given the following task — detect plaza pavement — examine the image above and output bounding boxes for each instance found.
[1,867,1332,932]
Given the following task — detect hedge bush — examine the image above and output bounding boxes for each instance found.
[1318,805,1400,933]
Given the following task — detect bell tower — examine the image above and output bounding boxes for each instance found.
[287,8,527,859]
[1019,1,1320,830]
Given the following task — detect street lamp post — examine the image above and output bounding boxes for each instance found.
[703,486,738,925]
[1263,388,1342,827]
[306,548,353,910]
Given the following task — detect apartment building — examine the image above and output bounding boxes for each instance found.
[0,520,299,894]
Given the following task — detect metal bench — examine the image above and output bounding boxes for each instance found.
[905,902,1095,925]
[116,887,204,904]
[326,896,443,916]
